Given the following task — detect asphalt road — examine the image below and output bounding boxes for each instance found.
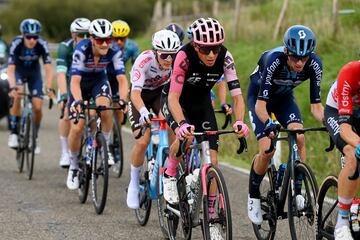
[0,102,296,240]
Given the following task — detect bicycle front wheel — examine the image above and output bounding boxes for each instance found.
[25,113,35,180]
[202,165,232,240]
[16,117,25,173]
[111,116,124,178]
[288,161,318,240]
[91,132,109,214]
[78,136,90,204]
[316,174,338,240]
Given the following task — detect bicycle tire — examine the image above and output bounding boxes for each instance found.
[202,165,232,240]
[25,113,35,180]
[91,132,109,214]
[16,117,25,173]
[316,174,338,240]
[78,135,91,204]
[252,164,277,240]
[157,151,170,239]
[112,117,124,178]
[288,161,318,240]
[135,154,152,226]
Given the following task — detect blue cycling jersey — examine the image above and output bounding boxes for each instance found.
[8,35,51,71]
[250,46,322,104]
[71,39,125,81]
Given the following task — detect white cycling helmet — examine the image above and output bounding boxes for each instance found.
[152,29,181,52]
[70,18,91,33]
[89,18,112,38]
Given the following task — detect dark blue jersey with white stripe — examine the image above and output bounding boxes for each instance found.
[250,46,322,103]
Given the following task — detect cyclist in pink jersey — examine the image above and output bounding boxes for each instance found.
[126,30,181,209]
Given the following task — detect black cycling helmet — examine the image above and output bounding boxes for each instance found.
[165,23,184,43]
[283,25,316,57]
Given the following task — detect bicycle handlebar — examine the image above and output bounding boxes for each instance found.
[134,113,158,140]
[214,109,232,129]
[73,104,125,124]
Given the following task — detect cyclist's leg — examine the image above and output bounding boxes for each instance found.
[58,96,70,166]
[127,99,151,209]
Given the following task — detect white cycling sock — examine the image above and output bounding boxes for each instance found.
[60,136,68,155]
[335,196,352,229]
[129,165,141,189]
[103,132,110,148]
[69,151,79,170]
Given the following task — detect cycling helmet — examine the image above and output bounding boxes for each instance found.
[89,18,112,38]
[70,18,91,33]
[152,29,181,52]
[186,26,192,40]
[165,23,184,43]
[112,20,130,37]
[20,18,41,34]
[190,18,224,46]
[283,25,316,57]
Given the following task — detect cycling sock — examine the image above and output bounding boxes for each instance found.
[129,165,141,189]
[208,193,217,219]
[103,131,110,148]
[9,115,19,134]
[249,166,265,199]
[165,156,180,177]
[60,136,68,154]
[69,151,79,170]
[335,197,352,229]
[35,123,40,138]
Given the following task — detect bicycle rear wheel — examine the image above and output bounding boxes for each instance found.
[91,132,109,214]
[316,174,338,240]
[111,116,124,178]
[78,136,90,204]
[288,161,318,240]
[135,155,152,226]
[25,113,35,180]
[202,165,232,240]
[157,152,170,238]
[252,164,277,240]
[16,117,25,173]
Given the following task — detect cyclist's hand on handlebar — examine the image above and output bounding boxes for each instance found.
[264,118,278,139]
[221,103,232,115]
[175,121,194,140]
[8,86,18,98]
[118,99,128,113]
[355,143,360,159]
[139,107,152,125]
[233,120,250,138]
[47,88,56,99]
[70,99,84,115]
[57,94,67,110]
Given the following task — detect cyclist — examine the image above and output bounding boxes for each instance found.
[324,60,360,240]
[66,18,128,190]
[126,29,180,209]
[161,18,249,205]
[110,20,139,68]
[7,18,54,154]
[0,24,9,66]
[56,18,90,168]
[247,25,324,225]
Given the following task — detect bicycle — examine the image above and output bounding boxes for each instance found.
[110,112,126,178]
[76,104,124,214]
[253,126,330,240]
[316,153,360,239]
[133,117,170,238]
[165,129,247,240]
[15,84,53,180]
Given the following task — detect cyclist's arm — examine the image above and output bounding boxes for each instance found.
[168,50,188,124]
[7,64,16,88]
[130,89,146,112]
[44,63,54,90]
[310,103,324,123]
[57,72,67,96]
[308,54,324,123]
[116,74,129,101]
[70,75,82,101]
[255,99,270,123]
[113,49,128,100]
[340,123,360,148]
[217,80,227,106]
[56,43,69,96]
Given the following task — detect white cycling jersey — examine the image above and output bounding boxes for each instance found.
[130,50,171,91]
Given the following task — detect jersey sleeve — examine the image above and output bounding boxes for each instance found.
[169,50,189,95]
[70,49,86,76]
[7,38,20,65]
[223,51,242,96]
[38,38,52,64]
[130,42,140,64]
[308,54,323,103]
[257,55,282,102]
[56,42,69,73]
[130,52,151,91]
[112,49,126,76]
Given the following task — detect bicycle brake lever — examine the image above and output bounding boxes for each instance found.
[237,138,248,154]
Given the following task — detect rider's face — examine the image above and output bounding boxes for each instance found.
[156,51,176,70]
[193,43,221,67]
[23,34,38,48]
[91,37,111,56]
[285,48,309,73]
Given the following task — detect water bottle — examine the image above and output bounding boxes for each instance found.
[351,198,360,232]
[148,157,156,181]
[85,137,93,165]
[151,121,160,145]
[190,168,200,194]
[276,163,287,189]
[185,173,195,208]
[149,157,160,200]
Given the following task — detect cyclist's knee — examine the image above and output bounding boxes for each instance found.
[136,137,150,150]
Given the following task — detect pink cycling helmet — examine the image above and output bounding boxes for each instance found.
[190,18,225,46]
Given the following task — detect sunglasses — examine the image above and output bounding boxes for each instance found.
[288,54,309,63]
[113,36,127,42]
[25,35,39,40]
[94,37,112,45]
[196,44,222,55]
[75,32,89,38]
[158,52,176,60]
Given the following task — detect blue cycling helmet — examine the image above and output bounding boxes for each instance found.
[186,26,192,40]
[165,23,184,43]
[20,18,41,34]
[283,25,316,57]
